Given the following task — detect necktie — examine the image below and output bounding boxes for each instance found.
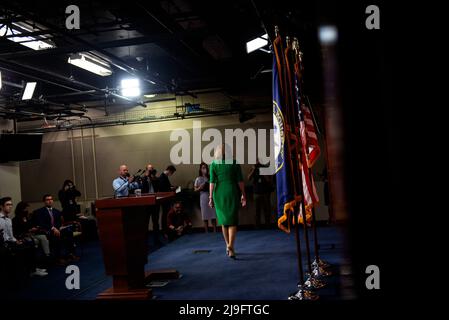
[48,208,54,227]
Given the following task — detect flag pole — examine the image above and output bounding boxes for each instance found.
[274,26,304,289]
[304,95,333,274]
[285,37,313,277]
[273,26,312,300]
[280,33,317,301]
[292,38,326,291]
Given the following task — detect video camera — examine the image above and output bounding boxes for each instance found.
[125,169,145,183]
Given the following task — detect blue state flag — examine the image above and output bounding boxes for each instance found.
[272,54,295,232]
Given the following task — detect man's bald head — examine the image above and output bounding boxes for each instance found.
[119,165,129,177]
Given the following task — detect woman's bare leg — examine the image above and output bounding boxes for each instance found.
[228,226,237,255]
[222,226,229,249]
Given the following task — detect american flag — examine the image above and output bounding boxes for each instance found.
[294,67,320,225]
[300,103,321,168]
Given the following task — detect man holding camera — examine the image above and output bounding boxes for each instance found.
[141,164,159,194]
[167,201,192,242]
[112,164,140,197]
[141,163,163,245]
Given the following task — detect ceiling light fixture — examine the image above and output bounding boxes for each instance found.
[0,22,56,51]
[246,33,269,54]
[68,52,112,76]
[22,82,37,100]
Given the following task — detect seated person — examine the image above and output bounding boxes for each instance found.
[13,201,51,264]
[0,197,47,277]
[166,201,192,241]
[32,194,79,265]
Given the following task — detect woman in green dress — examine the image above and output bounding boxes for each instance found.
[209,144,247,259]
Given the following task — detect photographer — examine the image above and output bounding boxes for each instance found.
[112,165,141,197]
[58,179,81,222]
[159,165,177,237]
[141,164,159,194]
[58,179,97,241]
[142,164,162,245]
[167,201,192,242]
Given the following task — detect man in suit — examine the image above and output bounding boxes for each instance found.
[142,163,162,245]
[33,194,79,265]
[158,165,177,238]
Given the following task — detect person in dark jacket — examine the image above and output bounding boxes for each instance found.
[33,194,78,265]
[13,201,51,258]
[142,163,162,245]
[58,179,98,240]
[158,165,177,237]
[58,179,81,222]
[166,201,192,241]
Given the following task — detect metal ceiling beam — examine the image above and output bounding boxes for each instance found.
[1,5,159,83]
[0,32,203,59]
[0,59,147,107]
[7,5,203,98]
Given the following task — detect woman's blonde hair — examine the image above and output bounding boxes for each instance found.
[214,143,233,161]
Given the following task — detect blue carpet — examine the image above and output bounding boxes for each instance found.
[8,226,354,300]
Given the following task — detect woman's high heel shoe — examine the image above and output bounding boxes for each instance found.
[228,247,236,259]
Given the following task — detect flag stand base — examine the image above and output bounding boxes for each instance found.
[288,285,319,300]
[312,259,332,277]
[304,273,326,290]
[314,258,331,270]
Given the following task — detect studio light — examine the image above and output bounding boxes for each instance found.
[22,82,37,100]
[121,78,141,97]
[144,94,157,98]
[0,22,55,51]
[318,25,338,45]
[68,52,112,76]
[246,33,268,54]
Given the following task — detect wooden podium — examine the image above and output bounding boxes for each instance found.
[95,192,178,300]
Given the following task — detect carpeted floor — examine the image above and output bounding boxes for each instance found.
[7,226,355,300]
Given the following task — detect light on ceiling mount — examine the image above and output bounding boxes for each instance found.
[318,25,338,45]
[121,78,141,97]
[246,34,269,54]
[0,22,56,51]
[68,52,112,76]
[22,82,37,100]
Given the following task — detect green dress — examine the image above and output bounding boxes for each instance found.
[209,159,243,226]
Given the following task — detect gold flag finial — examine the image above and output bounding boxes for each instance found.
[293,37,299,51]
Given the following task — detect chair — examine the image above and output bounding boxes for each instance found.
[61,220,83,258]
